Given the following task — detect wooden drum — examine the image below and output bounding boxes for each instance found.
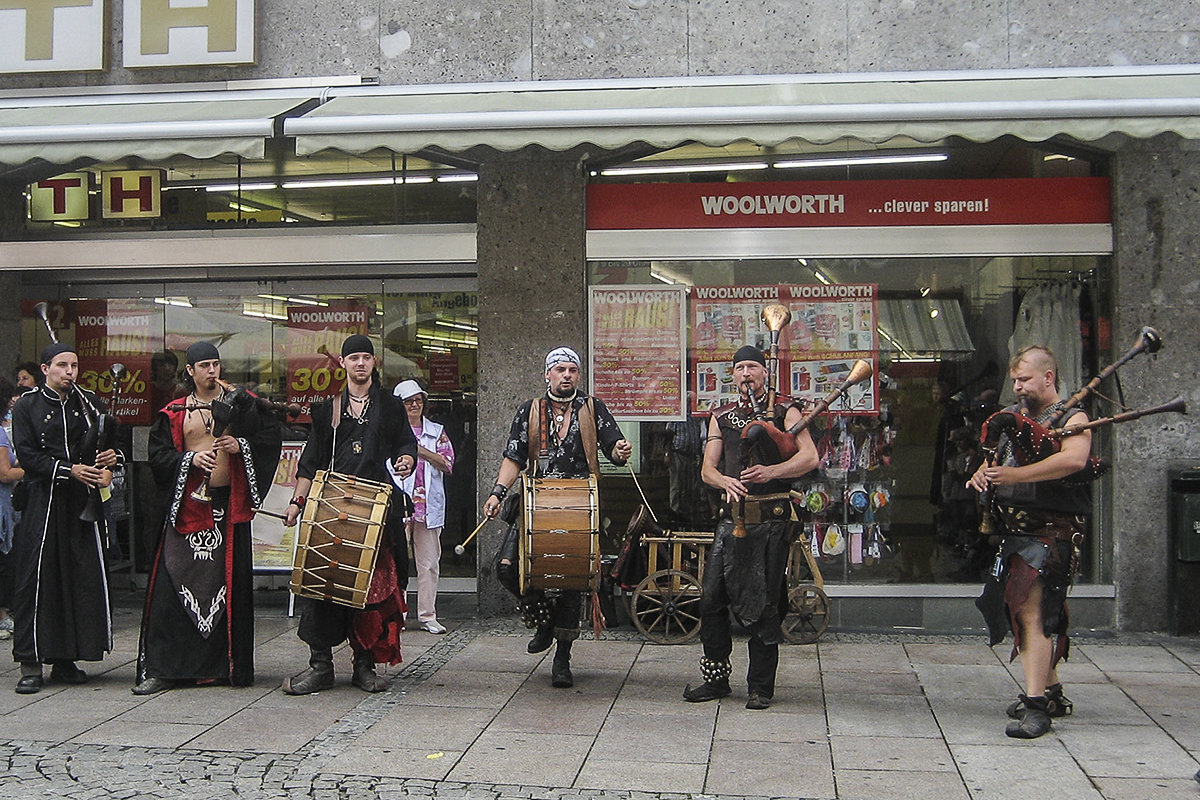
[290,470,392,609]
[519,475,600,593]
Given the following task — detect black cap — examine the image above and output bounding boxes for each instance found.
[39,342,75,365]
[732,345,766,367]
[341,334,374,357]
[185,341,220,366]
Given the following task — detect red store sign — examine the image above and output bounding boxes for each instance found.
[587,177,1111,229]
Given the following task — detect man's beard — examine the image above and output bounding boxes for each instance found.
[549,382,576,399]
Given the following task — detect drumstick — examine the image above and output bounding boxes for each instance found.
[627,463,659,524]
[253,507,291,522]
[454,518,490,556]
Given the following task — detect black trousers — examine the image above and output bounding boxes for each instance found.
[698,518,790,698]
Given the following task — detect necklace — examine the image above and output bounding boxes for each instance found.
[546,390,576,424]
[189,393,213,434]
[346,391,370,424]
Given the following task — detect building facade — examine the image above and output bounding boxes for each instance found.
[1,1,1197,632]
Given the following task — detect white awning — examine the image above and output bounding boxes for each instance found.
[0,96,311,165]
[286,66,1200,156]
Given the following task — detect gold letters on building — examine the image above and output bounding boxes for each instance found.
[0,0,256,74]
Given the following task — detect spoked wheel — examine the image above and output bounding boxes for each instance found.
[630,568,703,644]
[782,584,830,644]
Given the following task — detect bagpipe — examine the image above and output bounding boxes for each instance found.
[167,378,299,504]
[33,301,118,523]
[732,304,874,537]
[740,304,874,469]
[978,326,1186,486]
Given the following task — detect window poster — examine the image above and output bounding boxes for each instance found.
[690,284,879,414]
[284,302,370,423]
[253,441,303,572]
[589,285,688,421]
[73,299,156,426]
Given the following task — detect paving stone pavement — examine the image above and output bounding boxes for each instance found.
[1,590,1198,800]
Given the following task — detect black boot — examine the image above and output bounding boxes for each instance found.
[282,646,334,695]
[1006,684,1074,719]
[551,640,574,688]
[351,652,388,693]
[683,656,732,702]
[528,622,554,654]
[1006,694,1052,738]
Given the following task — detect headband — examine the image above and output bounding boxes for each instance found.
[545,346,581,372]
[185,341,220,366]
[732,345,766,367]
[341,334,374,357]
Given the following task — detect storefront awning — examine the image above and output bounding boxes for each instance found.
[878,298,974,357]
[286,66,1200,156]
[0,96,312,165]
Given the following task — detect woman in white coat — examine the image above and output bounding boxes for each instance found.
[390,380,455,634]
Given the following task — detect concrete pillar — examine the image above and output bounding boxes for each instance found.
[1110,134,1200,630]
[0,184,26,374]
[474,147,588,616]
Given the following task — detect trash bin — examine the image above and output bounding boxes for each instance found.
[1168,467,1200,635]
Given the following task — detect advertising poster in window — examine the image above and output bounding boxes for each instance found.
[589,286,687,421]
[73,299,156,425]
[252,441,303,572]
[284,303,370,423]
[690,284,878,414]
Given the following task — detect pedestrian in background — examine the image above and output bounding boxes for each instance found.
[390,379,455,634]
[0,377,25,642]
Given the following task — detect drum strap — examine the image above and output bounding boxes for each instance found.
[528,397,599,479]
[328,393,342,471]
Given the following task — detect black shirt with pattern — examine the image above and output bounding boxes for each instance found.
[503,393,626,478]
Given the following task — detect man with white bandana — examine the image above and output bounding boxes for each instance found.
[483,346,631,688]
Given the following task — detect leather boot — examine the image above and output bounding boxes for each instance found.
[1006,694,1052,739]
[1006,684,1074,719]
[551,640,574,688]
[527,622,554,654]
[281,646,334,695]
[351,653,388,693]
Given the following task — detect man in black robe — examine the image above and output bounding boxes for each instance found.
[11,343,121,694]
[282,334,417,694]
[133,342,282,695]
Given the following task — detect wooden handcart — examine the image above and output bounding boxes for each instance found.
[627,526,830,645]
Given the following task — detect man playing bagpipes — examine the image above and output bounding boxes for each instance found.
[683,345,819,710]
[967,345,1093,739]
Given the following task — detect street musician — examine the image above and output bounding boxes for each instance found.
[683,344,818,710]
[968,345,1091,739]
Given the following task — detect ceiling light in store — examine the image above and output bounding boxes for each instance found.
[417,331,477,348]
[1043,153,1076,162]
[154,297,193,308]
[434,319,478,332]
[280,176,434,189]
[598,161,769,177]
[811,269,833,286]
[919,286,931,297]
[229,202,260,213]
[929,308,940,319]
[205,182,277,192]
[435,173,478,183]
[773,152,948,169]
[257,294,329,307]
[242,309,287,321]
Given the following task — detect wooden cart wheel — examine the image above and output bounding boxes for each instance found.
[630,568,703,644]
[782,584,830,644]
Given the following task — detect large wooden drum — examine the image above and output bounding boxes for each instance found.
[290,470,392,609]
[519,475,600,593]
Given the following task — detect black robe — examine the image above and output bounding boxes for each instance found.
[294,384,416,657]
[137,391,281,685]
[10,385,116,665]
